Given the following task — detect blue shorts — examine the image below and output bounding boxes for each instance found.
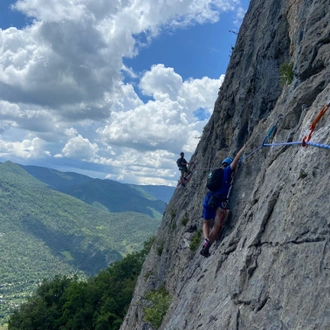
[202,204,227,220]
[202,192,227,220]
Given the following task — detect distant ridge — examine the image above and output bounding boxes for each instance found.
[19,164,175,218]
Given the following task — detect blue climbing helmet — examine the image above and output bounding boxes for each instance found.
[221,157,233,166]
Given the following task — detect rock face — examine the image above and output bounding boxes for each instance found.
[121,0,330,329]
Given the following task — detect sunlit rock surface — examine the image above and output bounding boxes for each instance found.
[121,0,330,329]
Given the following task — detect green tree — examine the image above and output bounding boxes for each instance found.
[8,237,155,330]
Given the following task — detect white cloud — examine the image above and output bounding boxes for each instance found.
[140,65,183,100]
[104,149,178,185]
[61,134,99,161]
[97,64,223,154]
[0,0,247,185]
[0,137,45,159]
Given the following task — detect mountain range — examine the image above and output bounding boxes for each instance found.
[19,164,175,217]
[0,161,174,325]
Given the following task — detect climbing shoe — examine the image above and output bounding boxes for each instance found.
[200,239,211,258]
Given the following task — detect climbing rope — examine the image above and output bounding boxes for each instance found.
[186,98,330,181]
[240,145,263,161]
[241,98,330,163]
[303,141,330,149]
[240,114,285,162]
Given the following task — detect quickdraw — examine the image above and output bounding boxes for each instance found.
[262,114,283,146]
[240,97,330,163]
[302,99,330,146]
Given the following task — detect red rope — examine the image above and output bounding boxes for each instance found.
[302,99,330,146]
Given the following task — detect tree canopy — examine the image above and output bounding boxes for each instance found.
[8,237,154,330]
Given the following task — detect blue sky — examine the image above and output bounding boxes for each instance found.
[0,0,27,28]
[0,0,249,186]
[125,17,239,80]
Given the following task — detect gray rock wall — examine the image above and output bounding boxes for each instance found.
[120,0,330,329]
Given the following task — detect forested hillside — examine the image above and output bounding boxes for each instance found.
[20,164,174,217]
[0,161,160,325]
[7,238,154,330]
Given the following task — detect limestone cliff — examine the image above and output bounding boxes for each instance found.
[121,0,330,329]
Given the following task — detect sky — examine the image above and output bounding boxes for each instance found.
[0,0,249,186]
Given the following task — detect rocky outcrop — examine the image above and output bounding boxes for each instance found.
[121,0,330,329]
